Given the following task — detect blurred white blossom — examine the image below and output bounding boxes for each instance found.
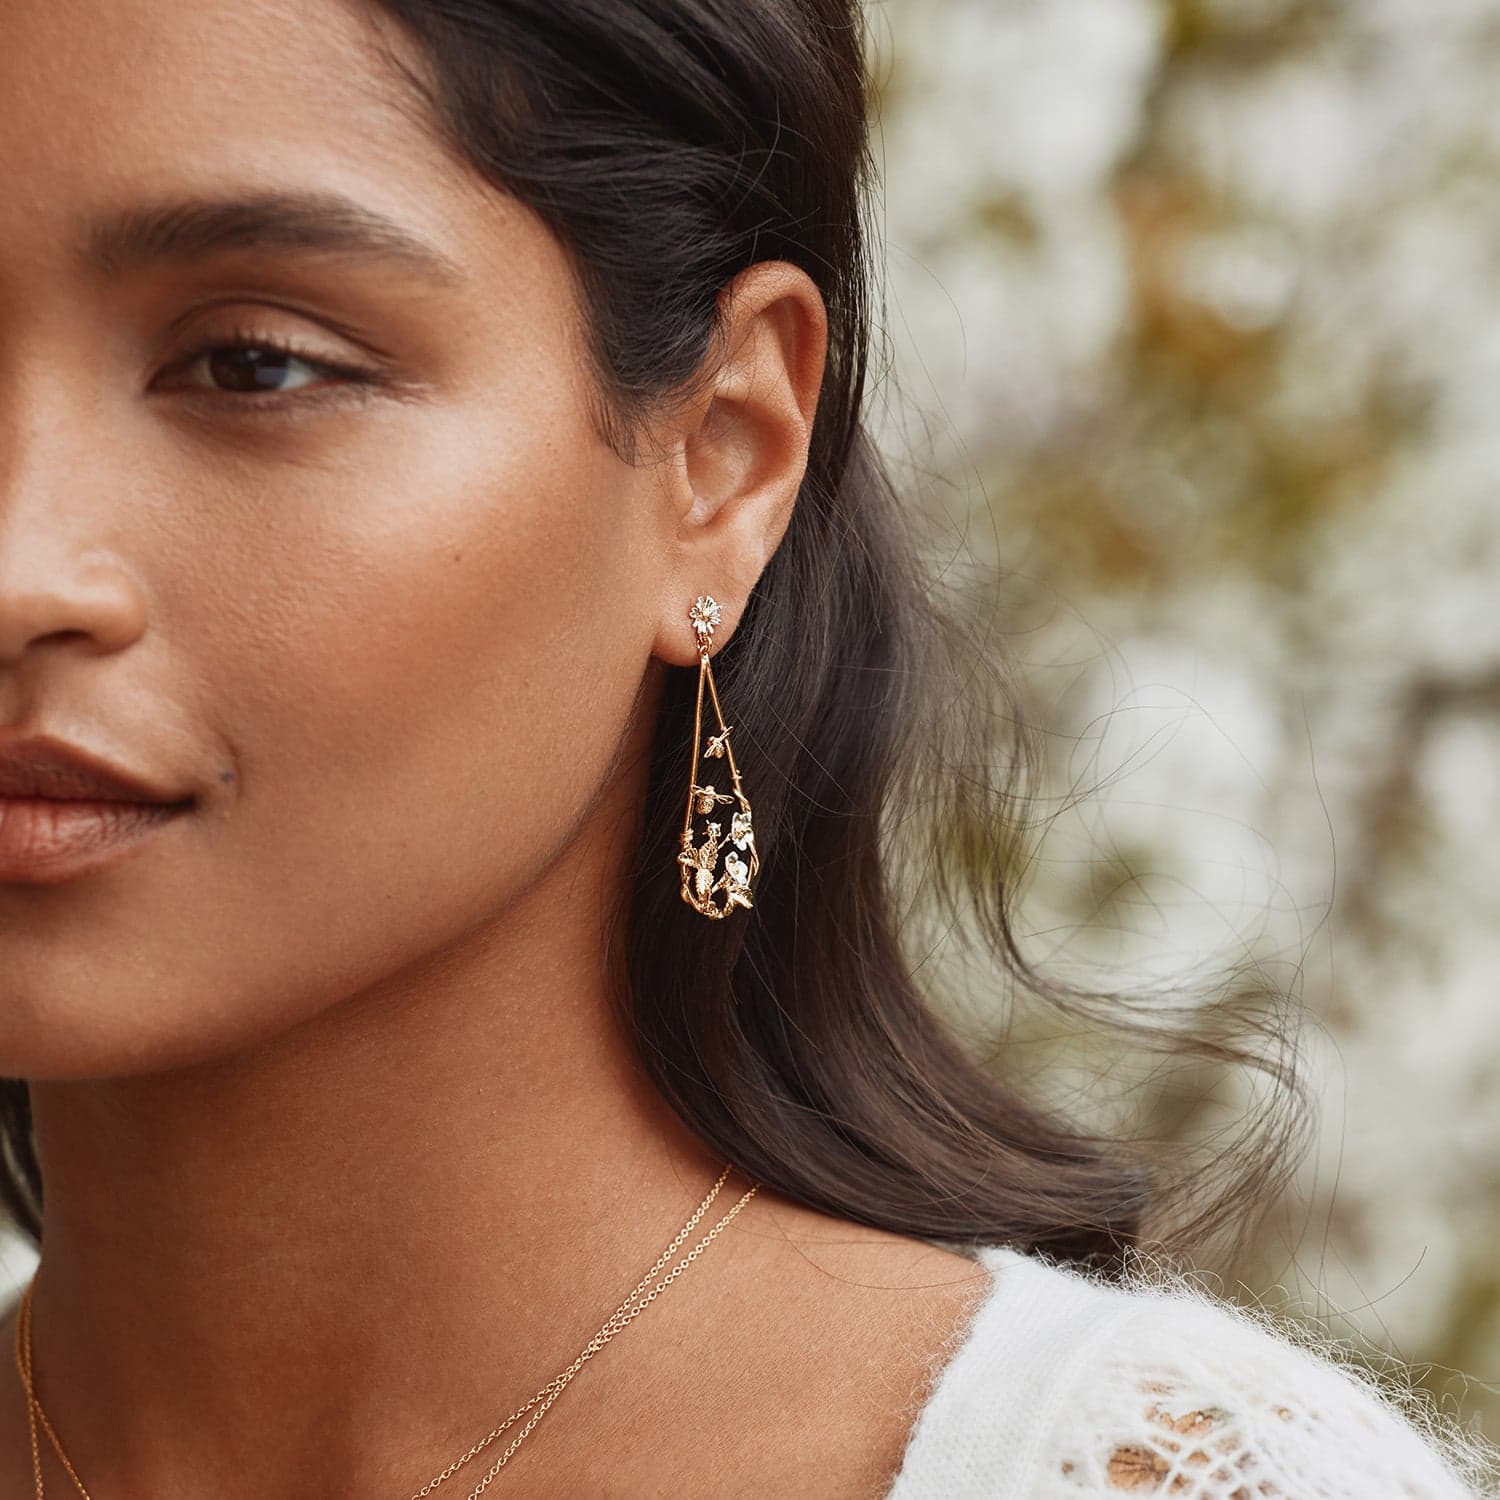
[873,0,1500,1436]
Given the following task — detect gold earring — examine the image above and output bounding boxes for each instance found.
[677,594,758,919]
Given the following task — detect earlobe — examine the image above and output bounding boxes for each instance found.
[652,261,828,667]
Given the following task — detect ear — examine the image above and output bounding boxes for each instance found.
[648,260,828,667]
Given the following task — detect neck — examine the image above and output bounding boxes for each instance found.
[11,764,767,1496]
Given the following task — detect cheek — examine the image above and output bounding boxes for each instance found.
[0,401,658,1079]
[258,408,648,896]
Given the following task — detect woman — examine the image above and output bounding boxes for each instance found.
[0,0,1491,1495]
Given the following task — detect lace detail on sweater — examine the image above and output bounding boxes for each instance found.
[882,1244,1499,1499]
[1046,1265,1496,1499]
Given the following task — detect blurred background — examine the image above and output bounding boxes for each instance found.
[866,0,1500,1446]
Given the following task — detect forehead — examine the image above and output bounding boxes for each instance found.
[0,0,493,281]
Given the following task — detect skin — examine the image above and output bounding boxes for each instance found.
[0,0,993,1496]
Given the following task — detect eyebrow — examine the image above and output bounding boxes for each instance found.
[80,189,468,287]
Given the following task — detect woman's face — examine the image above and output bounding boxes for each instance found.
[0,0,688,1076]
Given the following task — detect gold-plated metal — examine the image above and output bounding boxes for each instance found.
[677,595,759,918]
[14,1289,86,1499]
[12,1165,760,1498]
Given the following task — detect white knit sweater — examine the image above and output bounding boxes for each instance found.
[884,1244,1499,1499]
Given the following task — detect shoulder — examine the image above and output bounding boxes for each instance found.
[887,1243,1498,1500]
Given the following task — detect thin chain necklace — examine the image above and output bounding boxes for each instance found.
[12,1163,759,1498]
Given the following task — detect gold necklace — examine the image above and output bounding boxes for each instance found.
[12,1163,759,1498]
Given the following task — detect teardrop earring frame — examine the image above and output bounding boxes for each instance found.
[677,594,758,918]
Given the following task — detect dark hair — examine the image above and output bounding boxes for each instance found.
[0,0,1306,1271]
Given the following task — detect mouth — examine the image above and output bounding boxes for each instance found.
[0,794,196,885]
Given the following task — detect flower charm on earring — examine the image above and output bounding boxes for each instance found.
[677,594,758,918]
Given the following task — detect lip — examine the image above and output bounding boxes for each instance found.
[0,734,195,885]
[0,797,192,884]
[0,734,190,803]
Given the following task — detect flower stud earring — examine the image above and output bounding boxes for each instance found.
[677,594,758,918]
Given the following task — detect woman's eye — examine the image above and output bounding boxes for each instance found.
[180,343,346,393]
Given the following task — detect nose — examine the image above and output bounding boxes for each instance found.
[0,425,149,670]
[0,551,147,665]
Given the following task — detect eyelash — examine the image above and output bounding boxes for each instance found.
[166,324,384,412]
